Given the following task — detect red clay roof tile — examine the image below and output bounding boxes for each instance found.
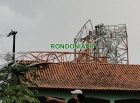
[27,62,140,91]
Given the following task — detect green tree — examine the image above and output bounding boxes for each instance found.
[0,64,40,103]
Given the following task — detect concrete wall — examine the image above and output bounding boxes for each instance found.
[84,90,140,103]
[35,88,140,103]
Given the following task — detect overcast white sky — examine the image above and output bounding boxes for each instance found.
[0,0,140,64]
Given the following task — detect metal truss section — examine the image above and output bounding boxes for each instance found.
[0,51,104,68]
[74,20,129,64]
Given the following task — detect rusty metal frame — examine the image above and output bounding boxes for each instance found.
[0,51,104,67]
[21,51,101,63]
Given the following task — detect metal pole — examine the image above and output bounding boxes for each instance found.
[7,30,17,61]
[12,32,16,61]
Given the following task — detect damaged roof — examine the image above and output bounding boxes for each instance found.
[26,62,140,91]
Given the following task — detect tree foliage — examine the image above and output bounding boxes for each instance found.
[0,64,40,103]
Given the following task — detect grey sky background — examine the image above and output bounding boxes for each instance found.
[0,0,139,64]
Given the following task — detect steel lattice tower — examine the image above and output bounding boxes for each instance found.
[74,20,129,64]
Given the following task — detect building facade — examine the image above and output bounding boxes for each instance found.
[26,62,140,103]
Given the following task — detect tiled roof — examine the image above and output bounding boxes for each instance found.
[27,63,140,91]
